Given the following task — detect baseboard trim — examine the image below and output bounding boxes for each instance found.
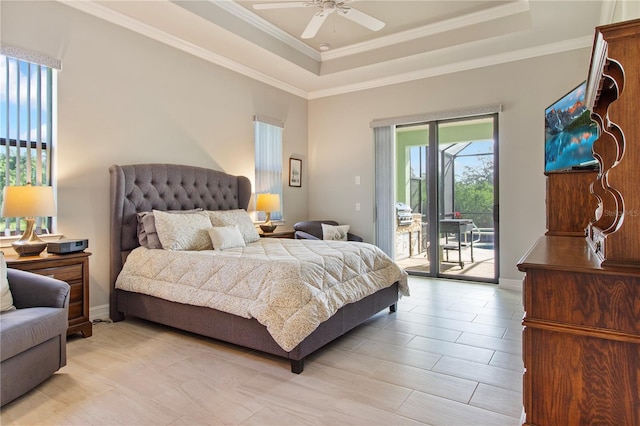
[499,278,522,291]
[90,304,110,321]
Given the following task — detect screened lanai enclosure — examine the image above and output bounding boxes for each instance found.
[393,116,498,283]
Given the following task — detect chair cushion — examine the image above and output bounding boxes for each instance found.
[0,307,68,362]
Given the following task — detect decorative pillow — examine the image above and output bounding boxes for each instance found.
[153,210,213,251]
[0,252,15,312]
[322,223,350,241]
[207,209,260,244]
[137,208,203,249]
[208,225,246,250]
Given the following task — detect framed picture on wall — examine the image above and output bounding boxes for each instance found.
[289,158,302,187]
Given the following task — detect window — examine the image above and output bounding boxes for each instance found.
[254,116,283,221]
[1,52,57,235]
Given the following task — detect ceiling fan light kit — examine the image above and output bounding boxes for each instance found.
[253,0,385,39]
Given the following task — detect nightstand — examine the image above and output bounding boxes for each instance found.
[6,251,92,338]
[259,229,295,239]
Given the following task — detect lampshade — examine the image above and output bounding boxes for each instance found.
[2,185,56,218]
[256,193,281,213]
[1,184,56,256]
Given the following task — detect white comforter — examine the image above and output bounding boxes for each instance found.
[116,238,409,351]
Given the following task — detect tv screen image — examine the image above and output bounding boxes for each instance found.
[544,81,599,173]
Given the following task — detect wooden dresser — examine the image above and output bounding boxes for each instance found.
[518,237,639,425]
[545,170,598,237]
[519,19,640,425]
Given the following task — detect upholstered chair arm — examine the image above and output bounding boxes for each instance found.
[347,233,364,242]
[294,231,321,240]
[7,268,70,309]
[293,220,339,239]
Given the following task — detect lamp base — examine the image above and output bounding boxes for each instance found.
[12,217,48,256]
[260,224,277,233]
[12,240,47,256]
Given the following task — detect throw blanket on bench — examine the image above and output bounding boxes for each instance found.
[116,238,408,351]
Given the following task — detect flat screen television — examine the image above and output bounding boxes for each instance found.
[544,81,599,173]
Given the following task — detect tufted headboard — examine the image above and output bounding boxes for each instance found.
[109,163,251,302]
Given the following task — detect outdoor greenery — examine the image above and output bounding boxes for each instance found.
[0,148,50,233]
[454,156,494,228]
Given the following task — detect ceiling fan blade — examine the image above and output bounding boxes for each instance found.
[338,7,385,31]
[253,2,312,10]
[301,11,329,39]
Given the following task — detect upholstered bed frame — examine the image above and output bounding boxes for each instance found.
[109,163,399,373]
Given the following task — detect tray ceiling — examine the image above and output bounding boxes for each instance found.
[64,1,612,98]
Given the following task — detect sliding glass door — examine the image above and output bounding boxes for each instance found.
[395,125,432,274]
[393,115,499,283]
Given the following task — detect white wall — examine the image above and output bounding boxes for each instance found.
[1,1,309,313]
[308,49,592,283]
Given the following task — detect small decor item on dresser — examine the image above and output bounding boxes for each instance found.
[47,239,89,254]
[256,193,281,233]
[1,184,56,256]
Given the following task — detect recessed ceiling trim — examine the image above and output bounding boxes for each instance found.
[55,1,597,102]
[56,0,308,99]
[321,0,532,61]
[309,35,592,99]
[214,0,321,61]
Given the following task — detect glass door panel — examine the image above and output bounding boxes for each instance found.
[394,125,431,274]
[394,116,499,283]
[437,117,498,282]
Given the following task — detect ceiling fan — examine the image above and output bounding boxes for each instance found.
[253,0,385,39]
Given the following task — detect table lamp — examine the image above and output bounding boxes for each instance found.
[1,184,56,256]
[256,193,281,233]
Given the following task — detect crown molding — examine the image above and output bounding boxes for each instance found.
[57,0,309,99]
[309,35,592,99]
[213,0,321,61]
[56,0,594,101]
[321,0,531,61]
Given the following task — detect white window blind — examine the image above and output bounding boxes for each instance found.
[374,126,396,257]
[254,116,283,221]
[1,52,55,235]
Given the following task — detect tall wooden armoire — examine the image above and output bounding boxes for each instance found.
[518,19,640,425]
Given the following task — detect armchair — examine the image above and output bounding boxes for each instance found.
[1,268,70,407]
[293,220,363,242]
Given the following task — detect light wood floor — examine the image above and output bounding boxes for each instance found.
[1,277,524,425]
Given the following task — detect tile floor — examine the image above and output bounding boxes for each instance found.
[0,277,524,425]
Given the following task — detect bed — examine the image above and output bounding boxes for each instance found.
[109,163,408,373]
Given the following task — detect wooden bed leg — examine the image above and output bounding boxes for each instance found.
[389,303,397,313]
[291,359,304,374]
